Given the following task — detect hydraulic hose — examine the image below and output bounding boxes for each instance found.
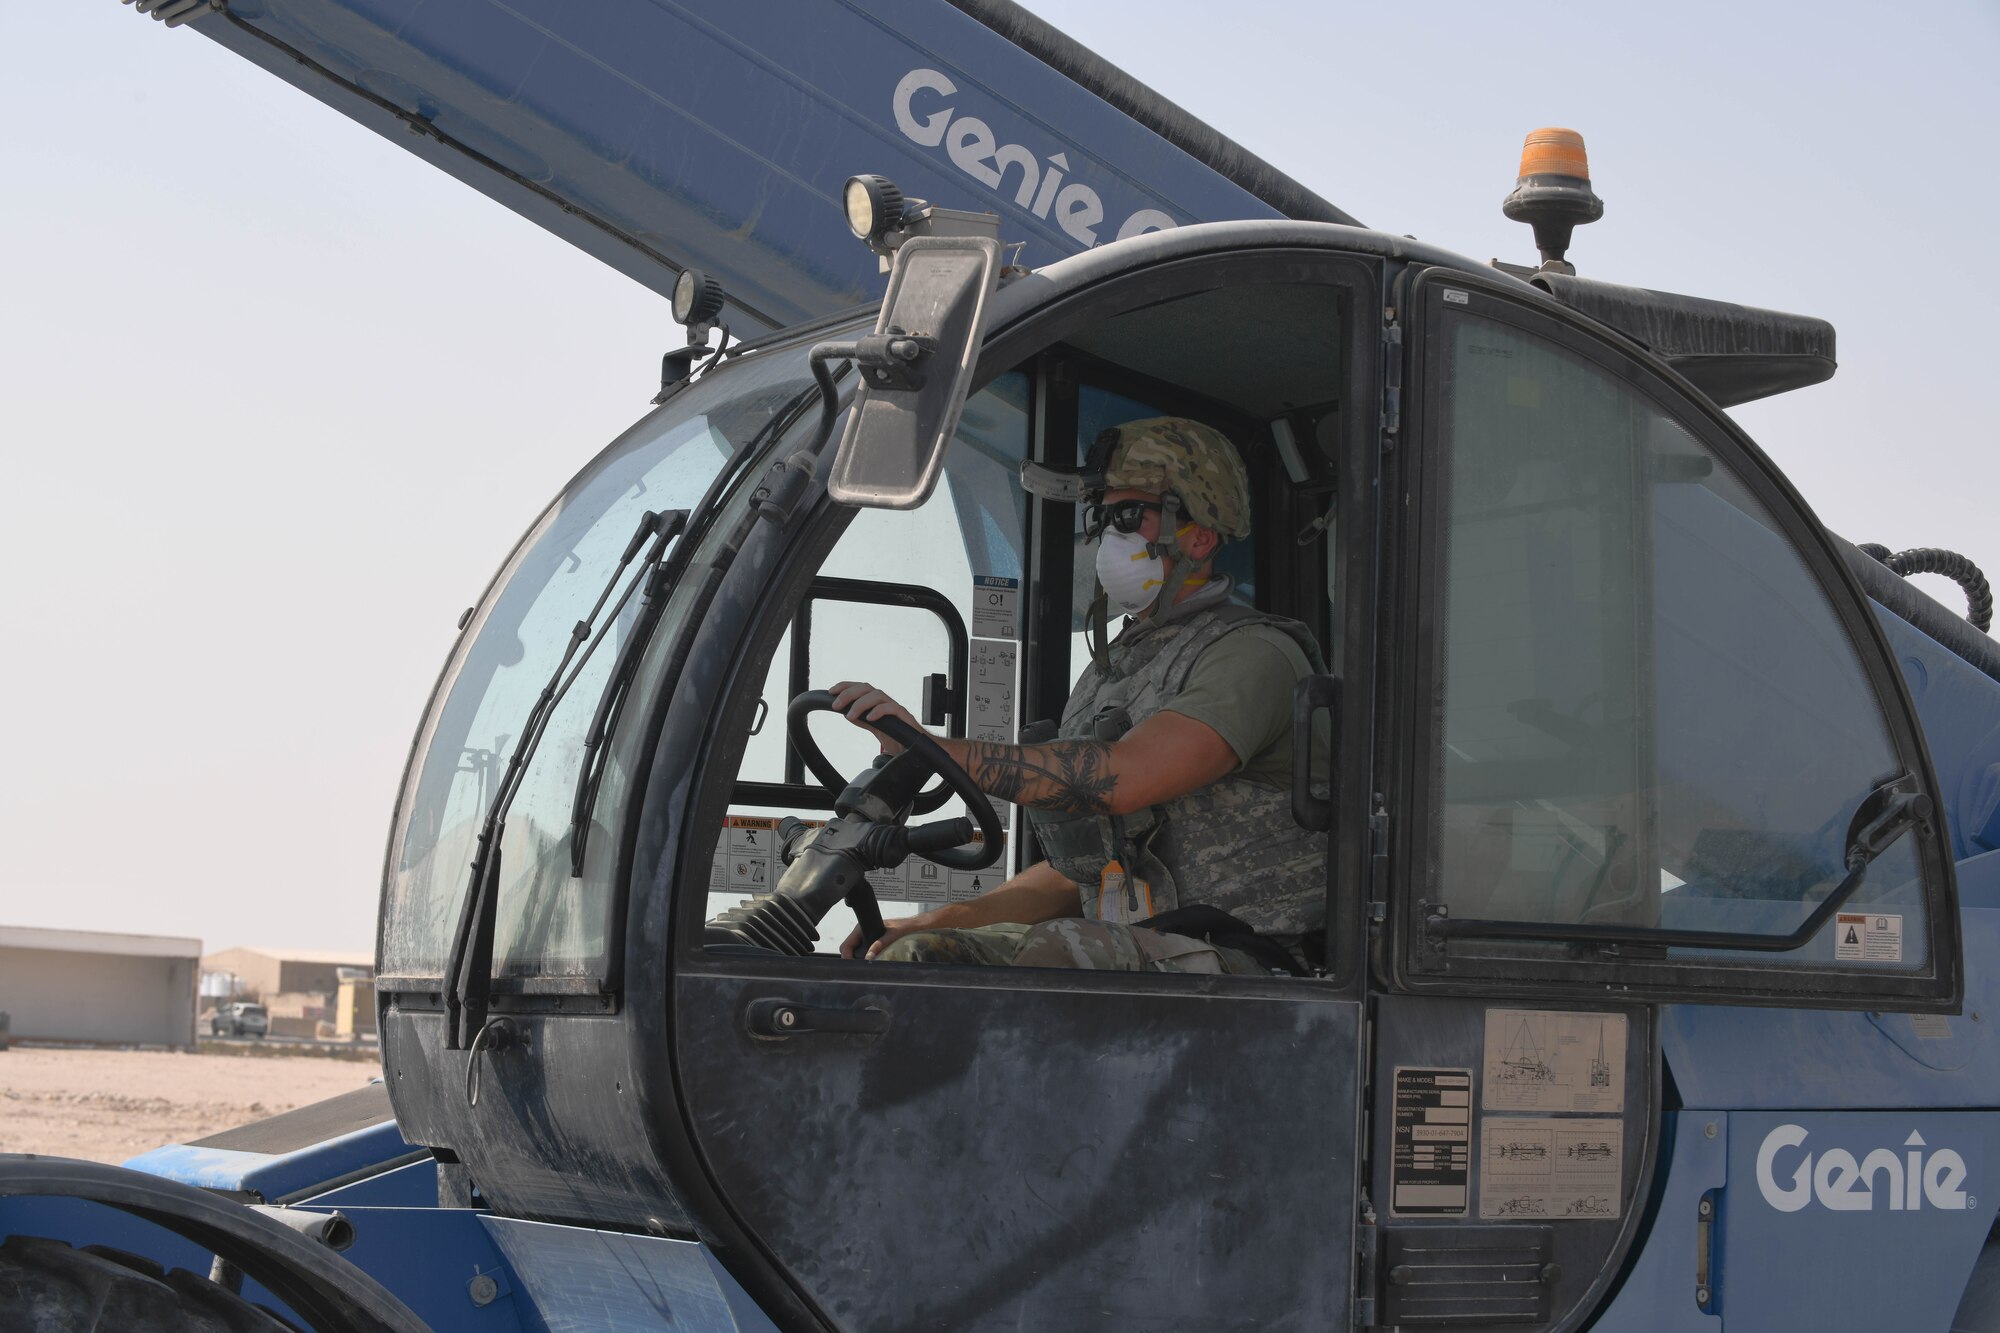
[1858,544,1994,632]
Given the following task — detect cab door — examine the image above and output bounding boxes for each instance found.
[661,256,1381,1333]
[1387,267,1957,1009]
[1346,267,1962,1332]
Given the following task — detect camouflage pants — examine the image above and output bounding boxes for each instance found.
[877,919,1269,975]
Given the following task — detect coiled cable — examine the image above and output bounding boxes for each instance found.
[1859,544,1994,632]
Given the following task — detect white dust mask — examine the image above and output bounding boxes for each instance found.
[1095,528,1166,617]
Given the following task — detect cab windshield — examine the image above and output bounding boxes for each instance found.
[380,345,819,982]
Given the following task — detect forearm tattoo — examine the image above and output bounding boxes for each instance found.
[963,739,1118,815]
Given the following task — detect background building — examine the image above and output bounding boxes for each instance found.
[0,925,200,1048]
[200,947,375,1040]
[200,947,373,1000]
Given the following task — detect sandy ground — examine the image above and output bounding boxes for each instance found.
[0,1048,382,1165]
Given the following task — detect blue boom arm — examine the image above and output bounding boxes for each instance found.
[178,0,1354,332]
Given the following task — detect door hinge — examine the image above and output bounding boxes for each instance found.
[1354,1191,1381,1329]
[1380,311,1403,449]
[1367,794,1391,927]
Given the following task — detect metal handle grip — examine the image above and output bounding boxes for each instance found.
[1291,674,1340,832]
[746,998,891,1039]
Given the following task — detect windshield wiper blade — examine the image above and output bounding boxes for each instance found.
[1428,774,1932,956]
[443,506,686,1050]
[564,375,841,875]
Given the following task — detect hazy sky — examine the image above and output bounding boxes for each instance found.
[5,2,1996,955]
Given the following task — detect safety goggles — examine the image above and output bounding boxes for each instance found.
[1081,499,1164,541]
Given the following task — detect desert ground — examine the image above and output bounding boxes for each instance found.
[0,1047,381,1165]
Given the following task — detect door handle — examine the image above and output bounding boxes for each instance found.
[1292,674,1340,831]
[745,997,891,1039]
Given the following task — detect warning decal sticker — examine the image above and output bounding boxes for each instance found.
[1391,1067,1472,1217]
[1482,1010,1627,1114]
[1479,1117,1624,1220]
[1835,912,1903,963]
[711,814,993,903]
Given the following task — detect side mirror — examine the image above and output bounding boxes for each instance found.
[827,233,1001,510]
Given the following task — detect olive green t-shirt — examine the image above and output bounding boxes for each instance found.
[1159,624,1330,789]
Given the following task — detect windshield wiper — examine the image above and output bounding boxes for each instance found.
[443,506,687,1050]
[565,372,844,874]
[1427,774,1933,955]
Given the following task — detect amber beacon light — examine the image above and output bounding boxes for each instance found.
[1501,127,1605,274]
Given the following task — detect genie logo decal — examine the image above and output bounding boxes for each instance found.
[1756,1124,1971,1212]
[893,69,1178,248]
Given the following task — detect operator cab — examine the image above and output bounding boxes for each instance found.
[375,175,1961,1332]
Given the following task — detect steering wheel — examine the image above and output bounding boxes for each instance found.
[787,690,1004,871]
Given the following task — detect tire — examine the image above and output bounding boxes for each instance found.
[0,1235,301,1332]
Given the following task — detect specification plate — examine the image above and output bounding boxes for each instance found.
[1391,1067,1472,1216]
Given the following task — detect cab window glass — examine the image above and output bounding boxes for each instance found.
[381,352,814,979]
[1433,315,1926,967]
[715,373,1031,949]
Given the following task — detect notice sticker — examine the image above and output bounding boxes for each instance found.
[972,575,1019,639]
[1835,912,1903,963]
[1391,1067,1472,1217]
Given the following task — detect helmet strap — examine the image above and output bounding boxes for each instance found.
[1084,588,1112,673]
[1145,494,1199,621]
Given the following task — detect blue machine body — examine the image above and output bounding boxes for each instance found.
[11,1,2000,1329]
[192,0,1331,333]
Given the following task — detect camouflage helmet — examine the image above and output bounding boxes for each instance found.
[1017,415,1254,539]
[1093,417,1252,539]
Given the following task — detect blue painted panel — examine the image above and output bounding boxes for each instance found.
[483,1214,772,1332]
[1872,601,2000,865]
[1661,907,2000,1111]
[0,1198,527,1331]
[124,1117,420,1202]
[1718,1111,2000,1332]
[272,1206,533,1333]
[191,0,1302,332]
[1588,1111,1724,1333]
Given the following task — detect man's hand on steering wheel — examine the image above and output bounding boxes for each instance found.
[830,680,919,755]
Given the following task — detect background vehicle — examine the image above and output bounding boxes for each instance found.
[3,3,1998,1332]
[209,1003,269,1039]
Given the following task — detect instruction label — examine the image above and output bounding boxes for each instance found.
[1835,911,1903,963]
[1910,1013,1952,1041]
[710,814,991,904]
[972,575,1019,639]
[969,639,1017,742]
[1479,1116,1623,1220]
[1391,1067,1472,1216]
[1482,1010,1627,1113]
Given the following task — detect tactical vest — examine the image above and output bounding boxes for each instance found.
[1025,586,1330,938]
